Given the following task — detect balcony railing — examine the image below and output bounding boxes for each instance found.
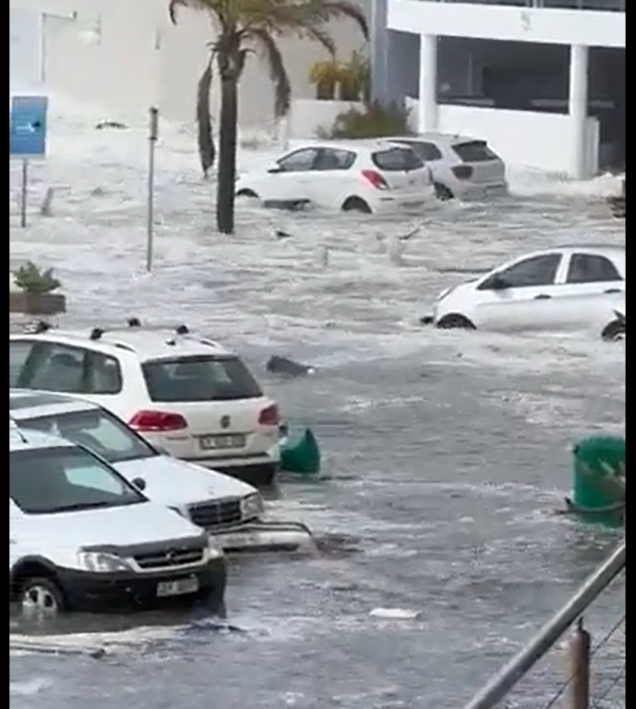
[430,0,625,11]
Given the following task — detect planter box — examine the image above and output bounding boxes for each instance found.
[9,292,66,316]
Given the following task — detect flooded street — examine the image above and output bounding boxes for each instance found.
[10,105,625,707]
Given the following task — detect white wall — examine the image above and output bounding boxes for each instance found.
[10,0,370,129]
[288,99,364,140]
[406,98,599,175]
[388,0,625,48]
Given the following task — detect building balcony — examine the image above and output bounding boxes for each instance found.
[421,0,624,10]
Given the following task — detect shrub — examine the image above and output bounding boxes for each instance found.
[14,262,61,295]
[324,101,412,139]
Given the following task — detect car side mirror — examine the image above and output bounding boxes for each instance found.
[132,477,147,491]
[267,165,283,174]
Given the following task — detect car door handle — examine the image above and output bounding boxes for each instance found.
[534,294,551,300]
[604,288,622,294]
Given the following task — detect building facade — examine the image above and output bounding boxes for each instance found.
[372,0,625,177]
[10,0,370,130]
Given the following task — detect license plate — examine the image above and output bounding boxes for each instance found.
[156,577,199,598]
[200,434,246,450]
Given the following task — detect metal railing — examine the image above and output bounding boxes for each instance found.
[464,541,626,709]
[429,0,625,12]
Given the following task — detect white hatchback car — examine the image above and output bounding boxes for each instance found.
[428,245,625,335]
[9,389,311,552]
[9,322,281,486]
[10,424,227,617]
[387,133,508,200]
[236,140,435,213]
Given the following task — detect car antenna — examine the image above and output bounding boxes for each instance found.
[175,324,189,336]
[128,317,142,328]
[90,328,105,341]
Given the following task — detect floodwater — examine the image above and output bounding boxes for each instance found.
[9,105,625,708]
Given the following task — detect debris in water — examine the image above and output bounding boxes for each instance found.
[369,607,421,620]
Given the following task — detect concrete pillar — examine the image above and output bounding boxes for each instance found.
[418,34,438,133]
[568,44,590,179]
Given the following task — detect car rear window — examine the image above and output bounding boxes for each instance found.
[372,147,424,172]
[142,356,263,403]
[452,141,499,163]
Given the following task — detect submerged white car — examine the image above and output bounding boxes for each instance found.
[429,245,625,335]
[10,390,311,552]
[10,424,227,618]
[388,133,507,200]
[236,140,435,213]
[9,321,280,487]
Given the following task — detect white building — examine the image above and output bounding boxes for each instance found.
[372,0,625,177]
[10,0,370,130]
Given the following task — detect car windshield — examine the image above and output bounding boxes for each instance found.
[10,446,146,515]
[142,355,263,403]
[20,409,158,464]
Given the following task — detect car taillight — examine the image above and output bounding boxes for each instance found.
[452,165,474,180]
[129,410,188,432]
[258,404,279,426]
[360,169,389,190]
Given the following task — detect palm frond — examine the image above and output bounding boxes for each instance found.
[196,58,216,177]
[247,29,291,117]
[318,1,369,40]
[169,0,221,24]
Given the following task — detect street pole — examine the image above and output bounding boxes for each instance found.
[20,160,29,228]
[146,107,159,272]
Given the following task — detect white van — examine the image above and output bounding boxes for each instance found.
[9,424,227,618]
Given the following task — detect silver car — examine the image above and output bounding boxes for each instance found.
[388,133,508,200]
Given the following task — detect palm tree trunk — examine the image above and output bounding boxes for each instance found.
[216,76,239,234]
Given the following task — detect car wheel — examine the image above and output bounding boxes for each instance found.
[436,314,476,330]
[19,577,65,619]
[434,183,454,201]
[601,319,625,342]
[236,189,260,201]
[342,197,372,214]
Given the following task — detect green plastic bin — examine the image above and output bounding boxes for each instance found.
[279,428,321,476]
[572,436,625,525]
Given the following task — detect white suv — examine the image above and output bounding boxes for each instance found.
[10,423,226,618]
[9,321,281,486]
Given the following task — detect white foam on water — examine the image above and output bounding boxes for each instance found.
[9,677,54,695]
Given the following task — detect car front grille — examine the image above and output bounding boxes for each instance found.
[133,546,206,570]
[188,499,242,530]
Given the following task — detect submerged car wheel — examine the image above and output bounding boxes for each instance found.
[436,314,476,330]
[236,189,260,202]
[601,319,625,342]
[20,577,65,619]
[342,197,372,214]
[434,183,454,201]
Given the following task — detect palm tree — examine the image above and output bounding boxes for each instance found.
[169,0,368,234]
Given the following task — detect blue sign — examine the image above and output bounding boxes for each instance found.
[9,95,48,158]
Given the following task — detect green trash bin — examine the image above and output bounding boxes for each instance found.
[572,436,625,526]
[279,428,321,476]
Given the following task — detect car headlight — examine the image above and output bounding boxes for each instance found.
[241,493,264,520]
[206,535,224,560]
[77,550,132,573]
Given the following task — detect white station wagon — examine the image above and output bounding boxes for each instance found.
[9,322,281,486]
[429,245,626,336]
[236,140,435,213]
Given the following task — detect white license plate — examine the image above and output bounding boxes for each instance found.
[156,577,199,598]
[200,434,246,450]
